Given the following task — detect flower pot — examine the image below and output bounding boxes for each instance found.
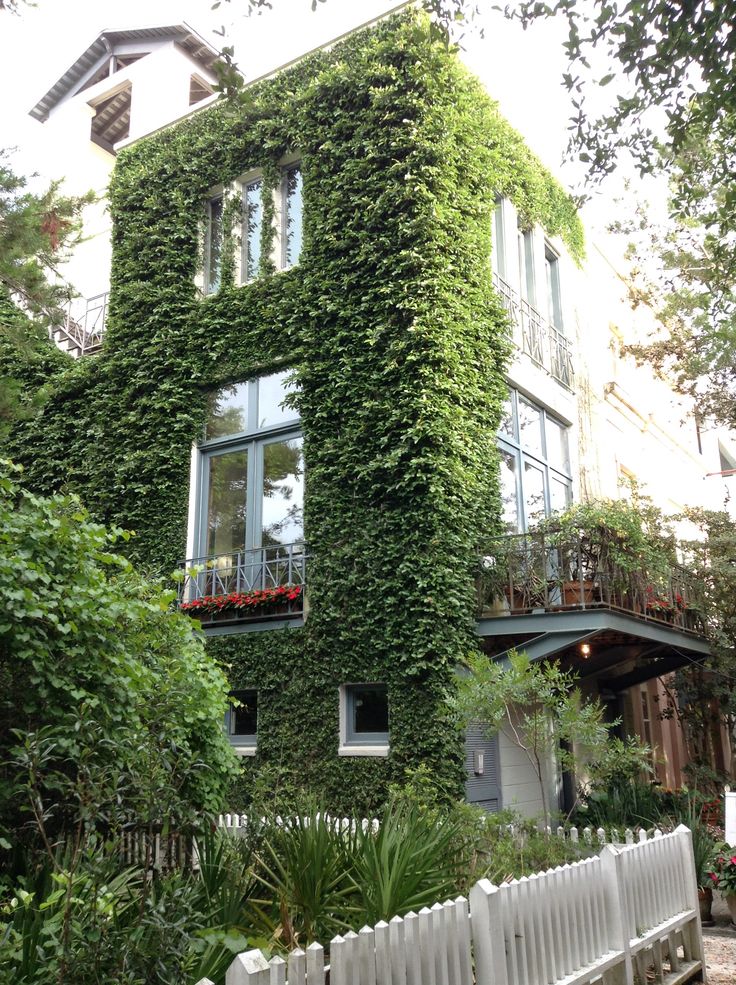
[727,893,736,927]
[698,887,714,926]
[562,580,595,606]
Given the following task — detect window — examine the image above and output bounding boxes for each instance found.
[544,245,563,330]
[339,684,389,756]
[517,222,535,303]
[204,194,224,294]
[491,198,506,280]
[497,389,572,532]
[195,370,304,582]
[226,689,257,755]
[281,163,303,269]
[241,176,263,283]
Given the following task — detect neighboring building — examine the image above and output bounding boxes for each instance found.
[14,10,730,815]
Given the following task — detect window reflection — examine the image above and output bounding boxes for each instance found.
[205,195,224,294]
[258,371,298,429]
[518,399,543,457]
[207,449,248,557]
[283,164,303,268]
[205,383,249,440]
[261,437,305,547]
[499,450,520,533]
[243,178,263,283]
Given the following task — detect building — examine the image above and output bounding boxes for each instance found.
[11,9,732,815]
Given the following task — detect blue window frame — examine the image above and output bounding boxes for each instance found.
[344,684,389,746]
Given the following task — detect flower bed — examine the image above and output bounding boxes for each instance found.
[181,585,303,618]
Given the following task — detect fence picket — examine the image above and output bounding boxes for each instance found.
[342,932,359,985]
[374,920,391,985]
[388,915,407,985]
[402,913,421,985]
[268,955,286,985]
[358,925,378,985]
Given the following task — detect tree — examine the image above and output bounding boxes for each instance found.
[452,649,637,825]
[0,461,239,853]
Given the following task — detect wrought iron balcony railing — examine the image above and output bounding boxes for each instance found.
[177,542,307,623]
[477,532,705,633]
[492,273,574,389]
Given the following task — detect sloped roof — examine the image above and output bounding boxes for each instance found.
[30,23,220,122]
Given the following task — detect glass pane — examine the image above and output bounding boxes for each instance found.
[499,449,520,533]
[206,195,223,294]
[523,461,547,527]
[352,685,388,734]
[545,249,563,329]
[207,449,248,556]
[498,394,514,437]
[258,371,298,429]
[205,383,249,440]
[545,417,570,472]
[550,476,571,514]
[517,399,543,456]
[283,164,303,267]
[243,178,263,282]
[261,437,304,547]
[492,199,505,279]
[230,690,257,736]
[518,227,534,302]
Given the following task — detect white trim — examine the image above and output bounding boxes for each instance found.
[232,745,257,757]
[338,744,389,758]
[185,442,199,568]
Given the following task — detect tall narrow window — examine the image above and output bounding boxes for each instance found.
[242,177,263,283]
[205,194,224,294]
[545,245,563,330]
[492,198,506,279]
[282,163,303,268]
[517,224,535,303]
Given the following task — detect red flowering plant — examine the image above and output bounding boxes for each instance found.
[181,584,302,617]
[708,846,736,895]
[645,585,674,615]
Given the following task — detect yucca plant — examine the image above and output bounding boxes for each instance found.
[351,796,465,926]
[247,808,360,949]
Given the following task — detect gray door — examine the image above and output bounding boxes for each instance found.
[464,724,501,812]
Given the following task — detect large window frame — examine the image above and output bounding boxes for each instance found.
[498,388,572,532]
[194,371,304,562]
[338,683,390,757]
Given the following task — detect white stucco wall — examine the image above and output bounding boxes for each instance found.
[498,708,559,821]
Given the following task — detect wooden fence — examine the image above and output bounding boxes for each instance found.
[195,823,704,985]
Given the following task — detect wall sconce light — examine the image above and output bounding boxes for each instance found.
[580,643,591,658]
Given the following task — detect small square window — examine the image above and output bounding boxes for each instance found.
[226,689,257,755]
[340,684,389,756]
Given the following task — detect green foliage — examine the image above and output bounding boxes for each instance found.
[453,649,622,825]
[0,832,255,985]
[0,462,238,849]
[7,11,583,810]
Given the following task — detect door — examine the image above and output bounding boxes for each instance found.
[464,724,501,812]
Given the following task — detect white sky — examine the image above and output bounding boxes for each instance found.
[0,0,659,241]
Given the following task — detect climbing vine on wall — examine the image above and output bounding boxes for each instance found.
[5,11,583,811]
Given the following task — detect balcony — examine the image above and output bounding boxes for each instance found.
[492,274,573,389]
[51,291,109,357]
[477,532,705,634]
[177,543,307,628]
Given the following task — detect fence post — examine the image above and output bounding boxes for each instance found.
[726,789,736,847]
[226,949,271,985]
[469,878,509,985]
[674,823,708,981]
[599,845,633,985]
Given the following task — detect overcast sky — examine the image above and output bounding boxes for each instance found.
[0,0,653,240]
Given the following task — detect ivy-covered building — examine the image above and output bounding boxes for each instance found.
[11,10,724,813]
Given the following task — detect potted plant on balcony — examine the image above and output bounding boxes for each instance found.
[709,847,736,926]
[532,498,677,611]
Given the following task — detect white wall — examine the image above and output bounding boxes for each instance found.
[498,708,559,820]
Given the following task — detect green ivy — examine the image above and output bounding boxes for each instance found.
[5,12,583,811]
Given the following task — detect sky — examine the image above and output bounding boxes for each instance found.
[0,0,658,242]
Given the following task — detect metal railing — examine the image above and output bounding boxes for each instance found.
[55,291,109,355]
[492,273,574,389]
[477,531,705,631]
[177,542,307,621]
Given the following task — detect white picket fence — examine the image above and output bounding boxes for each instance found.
[196,823,704,985]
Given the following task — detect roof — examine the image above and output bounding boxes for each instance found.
[29,23,220,122]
